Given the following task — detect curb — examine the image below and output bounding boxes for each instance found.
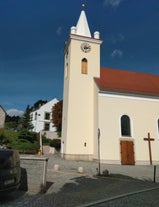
[77,186,159,207]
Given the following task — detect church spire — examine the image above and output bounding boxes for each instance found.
[70,2,101,39]
[70,1,91,38]
[76,9,91,37]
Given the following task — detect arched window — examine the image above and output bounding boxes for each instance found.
[81,58,88,74]
[121,115,131,136]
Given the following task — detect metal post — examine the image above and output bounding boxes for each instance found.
[43,158,48,188]
[40,131,43,154]
[154,165,156,183]
[98,128,101,175]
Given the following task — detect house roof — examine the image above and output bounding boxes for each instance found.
[0,105,6,114]
[95,68,159,96]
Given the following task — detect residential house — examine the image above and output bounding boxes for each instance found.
[0,106,6,128]
[30,98,58,138]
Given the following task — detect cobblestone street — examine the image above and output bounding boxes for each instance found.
[92,188,159,207]
[1,154,159,207]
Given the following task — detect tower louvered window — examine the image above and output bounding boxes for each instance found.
[81,58,88,74]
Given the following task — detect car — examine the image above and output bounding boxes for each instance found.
[0,148,21,194]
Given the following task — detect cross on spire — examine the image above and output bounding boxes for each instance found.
[82,0,85,10]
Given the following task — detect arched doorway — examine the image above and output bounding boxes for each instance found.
[120,115,135,165]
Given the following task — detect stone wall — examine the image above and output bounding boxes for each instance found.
[20,156,49,194]
[43,146,56,155]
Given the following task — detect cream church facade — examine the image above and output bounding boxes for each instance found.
[61,8,159,165]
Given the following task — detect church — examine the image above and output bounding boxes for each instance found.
[61,6,159,165]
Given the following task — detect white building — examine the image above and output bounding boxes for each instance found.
[61,7,159,165]
[31,98,58,135]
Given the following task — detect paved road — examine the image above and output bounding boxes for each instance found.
[0,154,159,207]
[92,188,159,207]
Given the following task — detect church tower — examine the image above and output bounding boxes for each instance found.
[61,5,102,160]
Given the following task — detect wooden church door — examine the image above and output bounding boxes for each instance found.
[120,141,135,165]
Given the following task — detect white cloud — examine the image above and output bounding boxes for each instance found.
[56,26,63,36]
[103,0,124,7]
[2,102,13,107]
[111,49,123,58]
[7,109,24,117]
[111,33,125,44]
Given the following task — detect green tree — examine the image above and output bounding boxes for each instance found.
[20,105,33,130]
[0,128,18,148]
[5,115,21,130]
[18,105,37,143]
[0,105,39,152]
[30,100,47,111]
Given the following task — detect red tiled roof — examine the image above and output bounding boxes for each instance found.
[95,68,159,96]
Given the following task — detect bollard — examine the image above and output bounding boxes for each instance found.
[53,164,60,171]
[78,167,84,173]
[154,165,156,183]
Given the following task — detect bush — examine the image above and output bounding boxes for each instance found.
[12,139,40,154]
[0,128,40,153]
[0,129,18,147]
[57,131,61,138]
[42,137,50,146]
[18,129,38,143]
[49,139,61,151]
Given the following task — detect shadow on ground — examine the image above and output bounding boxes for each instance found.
[28,175,159,207]
[0,190,26,204]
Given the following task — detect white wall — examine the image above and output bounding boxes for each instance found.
[31,98,58,133]
[98,93,159,165]
[62,36,102,160]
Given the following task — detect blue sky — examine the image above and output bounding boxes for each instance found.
[0,0,159,115]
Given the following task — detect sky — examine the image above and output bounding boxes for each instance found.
[0,0,159,116]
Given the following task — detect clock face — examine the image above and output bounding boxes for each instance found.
[81,43,91,53]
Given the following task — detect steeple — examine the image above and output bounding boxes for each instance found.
[76,9,91,37]
[70,3,91,38]
[70,5,101,39]
[62,1,102,161]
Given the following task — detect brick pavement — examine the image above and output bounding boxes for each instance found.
[1,154,159,207]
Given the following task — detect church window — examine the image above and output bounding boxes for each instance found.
[81,58,88,74]
[66,50,68,59]
[65,63,68,78]
[121,115,131,137]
